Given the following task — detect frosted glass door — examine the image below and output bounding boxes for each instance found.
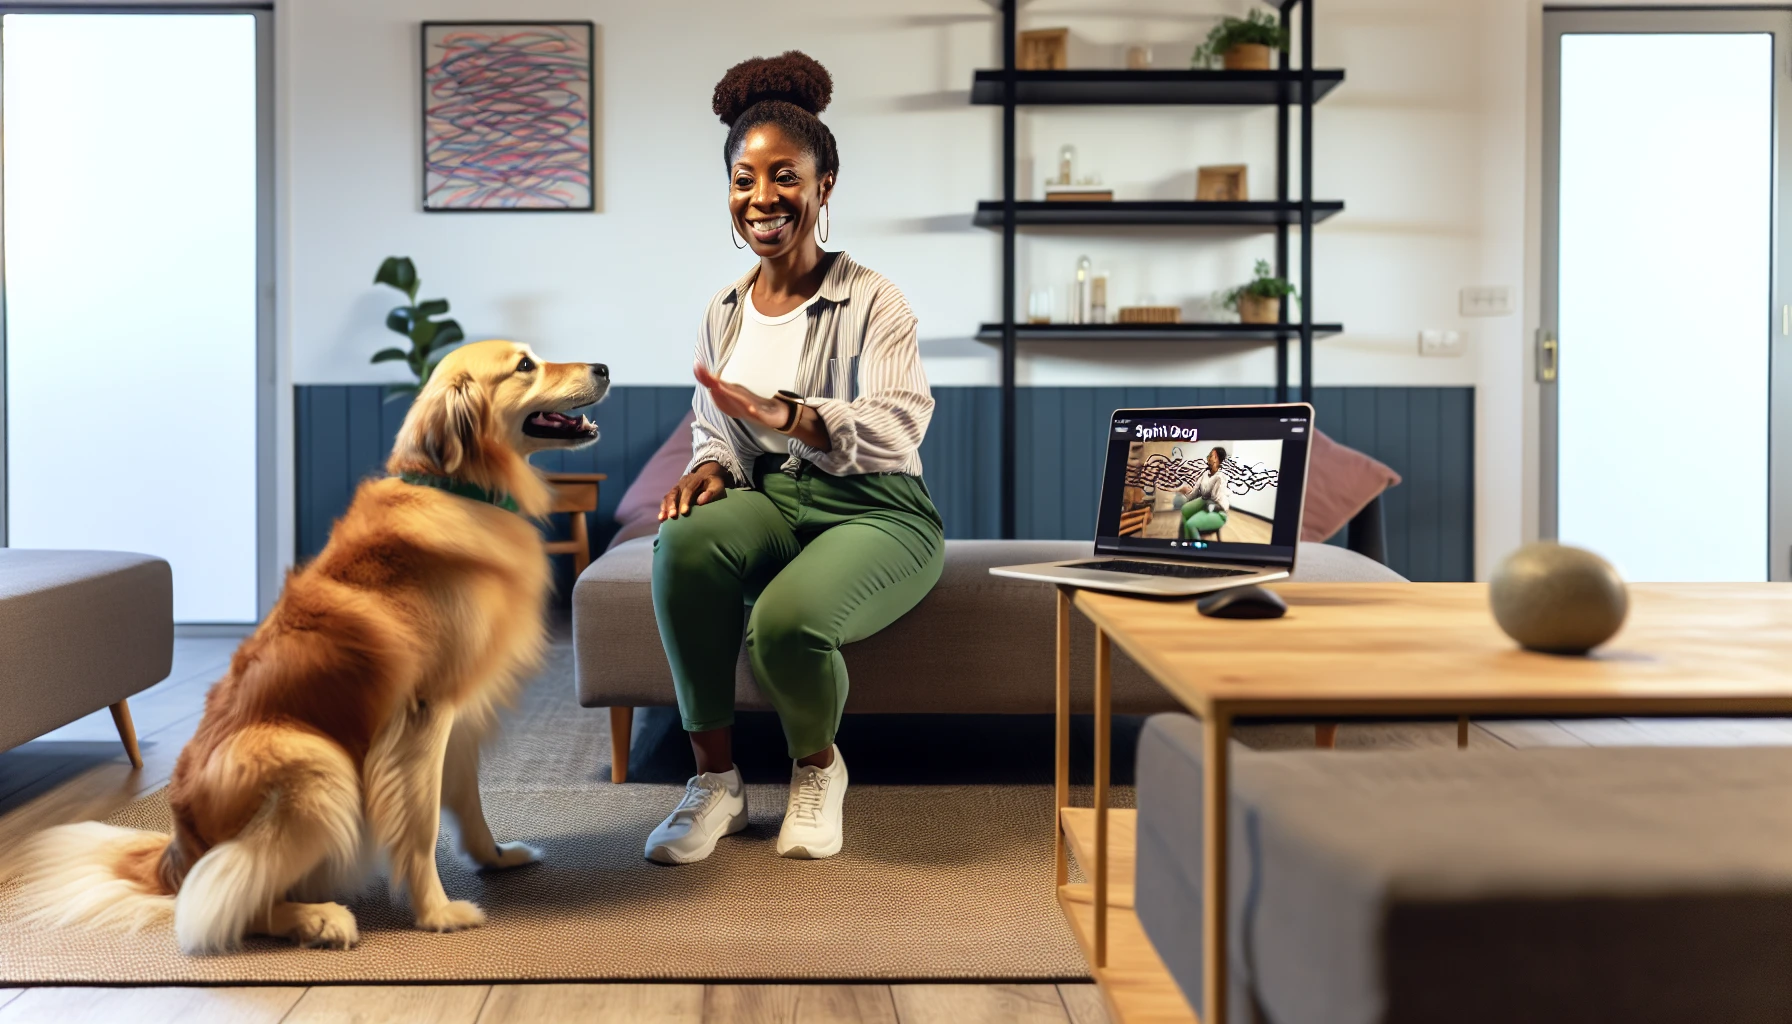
[1553,30,1774,581]
[3,13,261,621]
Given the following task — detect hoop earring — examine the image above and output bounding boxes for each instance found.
[731,221,747,249]
[815,204,830,245]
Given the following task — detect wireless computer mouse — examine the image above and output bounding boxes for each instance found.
[1196,584,1287,619]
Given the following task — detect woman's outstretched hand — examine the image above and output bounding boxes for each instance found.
[659,461,727,521]
[695,360,789,433]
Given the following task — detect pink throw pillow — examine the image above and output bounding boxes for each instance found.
[607,410,695,551]
[1300,429,1402,542]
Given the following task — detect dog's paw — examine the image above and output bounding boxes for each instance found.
[476,841,541,872]
[293,902,359,950]
[415,899,486,933]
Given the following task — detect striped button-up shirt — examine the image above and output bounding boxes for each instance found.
[687,252,933,486]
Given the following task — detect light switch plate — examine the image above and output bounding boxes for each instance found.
[1460,286,1513,317]
[1419,329,1464,357]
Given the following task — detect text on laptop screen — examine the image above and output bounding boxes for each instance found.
[1093,408,1311,563]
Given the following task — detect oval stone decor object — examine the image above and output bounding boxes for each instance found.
[1489,542,1628,655]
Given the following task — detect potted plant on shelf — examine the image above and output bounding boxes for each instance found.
[1223,259,1297,324]
[371,256,466,402]
[1192,8,1290,71]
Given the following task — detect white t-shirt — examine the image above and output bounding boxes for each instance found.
[721,289,818,453]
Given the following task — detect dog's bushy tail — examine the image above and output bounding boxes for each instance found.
[1,821,177,934]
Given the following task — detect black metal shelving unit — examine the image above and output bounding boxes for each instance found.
[981,0,1341,539]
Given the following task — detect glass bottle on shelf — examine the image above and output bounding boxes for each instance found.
[1058,144,1077,186]
[1074,255,1092,324]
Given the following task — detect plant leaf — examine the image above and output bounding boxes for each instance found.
[412,319,439,351]
[415,298,449,317]
[383,383,420,403]
[374,257,417,295]
[386,307,416,335]
[370,347,408,364]
[431,320,465,349]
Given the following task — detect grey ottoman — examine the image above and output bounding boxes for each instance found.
[1135,712,1792,1024]
[0,550,174,766]
[574,538,1402,780]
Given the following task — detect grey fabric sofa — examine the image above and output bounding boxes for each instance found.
[1135,712,1792,1024]
[0,550,174,767]
[574,538,1403,780]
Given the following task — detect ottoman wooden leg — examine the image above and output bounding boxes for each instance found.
[609,706,634,783]
[109,699,143,770]
[1315,723,1338,748]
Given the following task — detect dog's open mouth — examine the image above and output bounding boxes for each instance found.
[522,410,598,441]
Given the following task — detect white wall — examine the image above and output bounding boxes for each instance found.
[277,0,1543,577]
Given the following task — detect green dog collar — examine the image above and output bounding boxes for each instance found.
[397,471,520,514]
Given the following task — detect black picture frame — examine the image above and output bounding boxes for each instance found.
[420,20,597,213]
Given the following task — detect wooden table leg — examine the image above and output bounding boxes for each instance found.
[1457,715,1470,749]
[1315,722,1338,748]
[571,510,591,578]
[1204,710,1232,1024]
[1055,586,1072,888]
[1093,624,1112,969]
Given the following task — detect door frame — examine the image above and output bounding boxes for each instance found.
[1541,6,1792,578]
[0,4,276,620]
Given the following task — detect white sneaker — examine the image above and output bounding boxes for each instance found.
[644,768,748,865]
[776,746,848,859]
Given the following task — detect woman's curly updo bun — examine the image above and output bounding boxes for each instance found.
[712,51,840,177]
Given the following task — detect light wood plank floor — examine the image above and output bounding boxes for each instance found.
[9,638,1792,1023]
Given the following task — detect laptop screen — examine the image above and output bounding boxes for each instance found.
[1093,404,1313,566]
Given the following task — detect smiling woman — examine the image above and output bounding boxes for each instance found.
[640,51,945,870]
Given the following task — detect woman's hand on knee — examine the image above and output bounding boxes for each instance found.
[660,462,727,521]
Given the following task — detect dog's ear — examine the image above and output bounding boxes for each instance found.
[392,371,488,477]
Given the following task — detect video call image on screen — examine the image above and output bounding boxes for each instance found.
[1116,438,1285,546]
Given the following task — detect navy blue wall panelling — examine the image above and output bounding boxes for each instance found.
[296,384,1474,581]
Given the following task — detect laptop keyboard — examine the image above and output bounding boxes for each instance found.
[1066,560,1253,580]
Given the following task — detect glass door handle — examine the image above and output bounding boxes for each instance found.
[1537,330,1558,383]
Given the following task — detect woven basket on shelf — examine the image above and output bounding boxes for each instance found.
[1116,306,1182,324]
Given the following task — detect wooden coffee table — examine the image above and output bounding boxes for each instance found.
[1053,581,1792,1024]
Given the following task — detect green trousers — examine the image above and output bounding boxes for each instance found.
[1181,498,1227,538]
[651,455,945,758]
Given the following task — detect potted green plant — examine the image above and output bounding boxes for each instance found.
[370,256,466,402]
[1223,259,1297,324]
[1192,8,1290,71]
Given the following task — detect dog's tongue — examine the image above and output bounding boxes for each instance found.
[529,412,576,429]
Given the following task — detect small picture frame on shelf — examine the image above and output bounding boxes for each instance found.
[1018,28,1069,70]
[1196,164,1249,202]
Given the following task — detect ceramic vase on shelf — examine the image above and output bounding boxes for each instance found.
[1223,43,1273,70]
[1237,293,1280,324]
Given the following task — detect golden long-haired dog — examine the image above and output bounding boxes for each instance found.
[1,341,606,953]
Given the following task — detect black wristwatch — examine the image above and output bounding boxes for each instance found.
[775,390,809,433]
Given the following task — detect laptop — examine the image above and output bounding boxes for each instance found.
[990,403,1314,597]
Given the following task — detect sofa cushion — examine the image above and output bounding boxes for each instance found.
[574,539,1404,713]
[606,410,695,552]
[1301,429,1402,543]
[0,550,174,752]
[1136,713,1792,1024]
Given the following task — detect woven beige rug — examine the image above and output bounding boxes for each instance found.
[0,648,1103,984]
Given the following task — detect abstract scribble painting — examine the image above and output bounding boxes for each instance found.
[421,22,595,211]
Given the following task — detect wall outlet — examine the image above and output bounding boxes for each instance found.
[1460,286,1513,317]
[1419,329,1464,357]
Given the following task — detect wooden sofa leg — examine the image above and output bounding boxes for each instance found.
[109,700,143,770]
[609,706,634,783]
[1457,716,1470,749]
[1315,723,1338,749]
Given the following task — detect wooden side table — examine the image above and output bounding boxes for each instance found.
[1059,581,1792,1024]
[543,472,605,579]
